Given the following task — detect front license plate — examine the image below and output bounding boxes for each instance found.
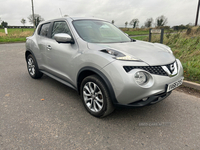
[166,78,183,92]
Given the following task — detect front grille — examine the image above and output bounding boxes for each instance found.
[123,66,168,76]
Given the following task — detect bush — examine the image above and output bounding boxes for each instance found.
[186,28,192,35]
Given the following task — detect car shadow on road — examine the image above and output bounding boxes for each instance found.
[33,74,174,124]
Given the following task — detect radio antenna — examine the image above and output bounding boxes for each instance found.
[59,8,63,17]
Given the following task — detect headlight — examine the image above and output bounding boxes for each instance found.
[101,49,124,57]
[101,49,141,61]
[134,71,148,85]
[115,55,139,61]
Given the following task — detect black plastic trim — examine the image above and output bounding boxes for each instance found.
[123,66,168,76]
[77,67,118,104]
[40,70,77,90]
[114,91,172,108]
[25,49,36,61]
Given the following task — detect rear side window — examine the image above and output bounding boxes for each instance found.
[39,23,51,37]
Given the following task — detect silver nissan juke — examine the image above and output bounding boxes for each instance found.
[25,17,184,117]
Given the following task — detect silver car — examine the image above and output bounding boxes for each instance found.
[25,17,184,117]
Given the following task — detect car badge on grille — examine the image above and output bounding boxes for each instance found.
[161,61,178,77]
[170,64,175,73]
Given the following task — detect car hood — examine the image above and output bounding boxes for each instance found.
[87,40,175,66]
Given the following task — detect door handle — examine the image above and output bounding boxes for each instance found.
[47,45,52,50]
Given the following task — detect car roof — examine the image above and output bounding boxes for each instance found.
[40,17,107,24]
[69,16,106,21]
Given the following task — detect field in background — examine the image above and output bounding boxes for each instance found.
[131,35,148,41]
[0,28,34,43]
[121,28,173,36]
[121,28,149,36]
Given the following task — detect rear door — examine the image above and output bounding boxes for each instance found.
[37,22,51,70]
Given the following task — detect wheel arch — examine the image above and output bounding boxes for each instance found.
[25,49,40,67]
[77,67,118,104]
[25,49,43,79]
[25,49,35,60]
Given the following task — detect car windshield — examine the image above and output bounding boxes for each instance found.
[73,20,131,43]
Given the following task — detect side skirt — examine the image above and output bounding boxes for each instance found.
[40,70,77,91]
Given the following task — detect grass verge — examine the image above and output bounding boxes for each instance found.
[121,28,149,36]
[166,29,200,84]
[0,28,34,43]
[131,35,148,41]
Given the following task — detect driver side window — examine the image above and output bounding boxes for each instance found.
[51,21,72,38]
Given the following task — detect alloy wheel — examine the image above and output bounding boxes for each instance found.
[83,82,104,113]
[27,57,35,76]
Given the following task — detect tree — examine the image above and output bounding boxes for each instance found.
[0,18,2,28]
[144,18,153,28]
[125,21,128,28]
[186,23,193,28]
[141,25,145,29]
[21,18,26,26]
[28,14,44,27]
[173,24,189,31]
[1,21,8,28]
[155,15,168,27]
[111,20,114,24]
[129,19,139,28]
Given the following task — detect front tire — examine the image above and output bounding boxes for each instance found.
[26,54,43,79]
[80,75,114,118]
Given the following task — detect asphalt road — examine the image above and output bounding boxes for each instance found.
[0,43,200,150]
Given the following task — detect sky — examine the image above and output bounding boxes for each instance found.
[0,0,198,27]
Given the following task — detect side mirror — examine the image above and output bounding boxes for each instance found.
[54,33,74,44]
[125,33,129,37]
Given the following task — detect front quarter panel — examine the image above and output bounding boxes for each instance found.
[72,48,116,85]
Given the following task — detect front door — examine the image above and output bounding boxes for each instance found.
[44,21,78,84]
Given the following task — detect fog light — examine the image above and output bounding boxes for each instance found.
[135,71,148,85]
[142,98,148,101]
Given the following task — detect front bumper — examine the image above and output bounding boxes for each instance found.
[115,91,172,107]
[102,59,184,106]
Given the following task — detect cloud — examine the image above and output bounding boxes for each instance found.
[0,0,198,27]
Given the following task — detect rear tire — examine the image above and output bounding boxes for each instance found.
[80,75,114,118]
[26,54,43,79]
